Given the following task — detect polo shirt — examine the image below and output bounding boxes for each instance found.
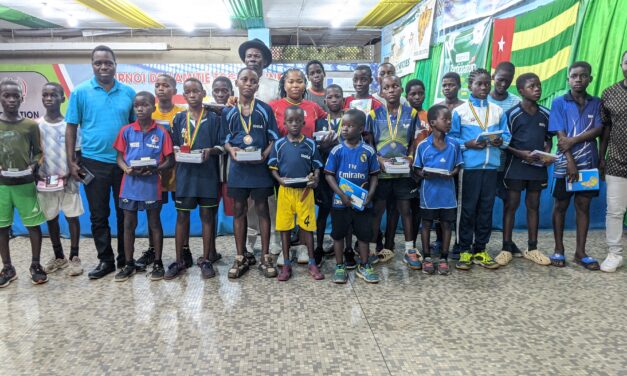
[113,121,173,202]
[172,110,222,198]
[324,141,380,209]
[601,81,627,178]
[414,135,463,209]
[488,92,521,113]
[65,77,135,163]
[221,100,279,189]
[268,136,323,189]
[269,98,327,137]
[504,104,552,181]
[548,91,602,178]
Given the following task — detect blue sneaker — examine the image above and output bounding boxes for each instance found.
[403,249,422,270]
[333,264,348,284]
[356,264,380,283]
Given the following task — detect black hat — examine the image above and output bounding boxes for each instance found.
[238,38,272,68]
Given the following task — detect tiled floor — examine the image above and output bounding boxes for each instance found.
[0,230,625,375]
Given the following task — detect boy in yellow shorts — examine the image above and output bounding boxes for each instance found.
[268,106,324,281]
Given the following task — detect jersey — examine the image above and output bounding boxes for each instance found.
[268,136,323,189]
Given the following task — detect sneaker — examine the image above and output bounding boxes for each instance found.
[356,263,380,283]
[269,241,282,256]
[150,262,165,281]
[277,252,286,267]
[67,256,83,276]
[0,265,17,288]
[344,248,357,270]
[30,264,49,285]
[135,248,156,271]
[473,251,500,269]
[199,259,216,279]
[495,251,513,266]
[437,259,450,275]
[523,249,551,266]
[333,264,348,284]
[43,257,68,273]
[510,242,523,258]
[114,264,136,282]
[314,247,325,268]
[455,252,473,270]
[403,249,422,270]
[182,247,194,268]
[296,246,309,264]
[422,257,435,274]
[308,264,324,280]
[88,261,116,279]
[244,250,257,266]
[164,262,186,280]
[450,243,462,260]
[277,264,292,281]
[600,253,624,273]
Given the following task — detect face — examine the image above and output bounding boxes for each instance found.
[352,69,372,95]
[154,77,176,102]
[91,50,116,84]
[406,85,425,110]
[470,73,491,99]
[622,53,627,80]
[212,81,232,105]
[377,64,395,85]
[431,109,452,134]
[568,66,592,93]
[236,70,259,99]
[284,109,305,136]
[307,64,325,87]
[134,96,155,121]
[442,78,459,100]
[183,81,206,107]
[0,85,23,114]
[244,48,265,74]
[519,78,542,102]
[284,71,306,100]
[381,77,403,104]
[493,70,514,95]
[324,88,344,112]
[42,86,64,110]
[340,114,363,141]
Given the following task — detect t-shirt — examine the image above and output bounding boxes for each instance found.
[488,92,521,113]
[601,81,627,178]
[38,118,81,192]
[269,98,327,137]
[548,92,602,178]
[0,118,42,186]
[504,104,552,181]
[344,95,383,113]
[113,121,173,202]
[324,141,380,209]
[367,104,417,179]
[221,100,279,189]
[152,104,184,191]
[268,136,323,189]
[65,77,136,164]
[414,135,463,209]
[172,110,222,198]
[305,88,328,112]
[413,109,431,146]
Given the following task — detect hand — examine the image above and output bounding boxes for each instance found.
[566,160,578,182]
[378,157,389,172]
[518,150,536,164]
[363,193,374,207]
[598,159,606,181]
[202,148,212,161]
[557,137,575,152]
[319,133,337,149]
[465,139,487,149]
[226,96,238,107]
[251,151,269,164]
[228,147,240,162]
[69,160,82,180]
[278,177,287,186]
[306,173,318,189]
[402,156,413,164]
[339,193,352,207]
[490,137,503,147]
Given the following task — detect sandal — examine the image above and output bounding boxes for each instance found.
[495,250,513,266]
[258,255,278,278]
[549,253,566,267]
[574,256,600,271]
[377,248,395,263]
[197,253,222,266]
[244,250,257,266]
[228,255,249,279]
[523,249,551,266]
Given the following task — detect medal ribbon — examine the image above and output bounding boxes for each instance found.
[468,102,489,131]
[185,107,205,147]
[386,106,402,144]
[238,99,255,135]
[328,115,343,136]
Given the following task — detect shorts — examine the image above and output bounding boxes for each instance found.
[314,177,333,209]
[504,179,547,192]
[552,178,599,201]
[374,178,417,201]
[37,190,84,220]
[276,186,316,232]
[331,208,372,242]
[0,183,46,228]
[420,208,456,223]
[227,186,275,201]
[161,191,172,204]
[174,196,219,211]
[119,198,162,211]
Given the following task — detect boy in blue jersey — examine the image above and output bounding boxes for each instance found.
[449,68,511,270]
[113,92,174,281]
[414,105,462,275]
[166,78,224,280]
[495,73,552,267]
[325,109,380,283]
[548,61,603,270]
[367,75,418,268]
[222,68,279,279]
[269,106,324,282]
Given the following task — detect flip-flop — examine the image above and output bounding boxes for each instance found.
[549,253,566,267]
[574,256,600,271]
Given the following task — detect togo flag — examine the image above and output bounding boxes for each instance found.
[491,0,580,99]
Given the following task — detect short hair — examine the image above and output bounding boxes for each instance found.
[279,69,307,99]
[213,76,233,91]
[468,68,491,87]
[427,104,449,123]
[305,60,325,75]
[442,72,461,86]
[378,62,395,73]
[285,105,305,118]
[135,91,156,105]
[622,50,627,60]
[43,82,65,96]
[569,61,592,75]
[405,79,425,94]
[156,73,176,88]
[91,45,116,62]
[494,61,515,75]
[381,75,401,86]
[325,84,343,96]
[515,73,540,91]
[354,65,372,77]
[236,67,258,80]
[184,77,204,90]
[344,109,366,128]
[0,79,21,93]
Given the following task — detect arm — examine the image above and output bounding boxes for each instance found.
[493,111,511,149]
[116,151,134,175]
[270,168,286,186]
[365,173,378,206]
[557,127,603,152]
[157,154,174,173]
[30,124,43,175]
[65,124,81,180]
[325,172,351,207]
[556,131,578,182]
[224,142,240,162]
[506,145,535,163]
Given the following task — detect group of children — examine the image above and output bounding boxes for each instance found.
[0,56,609,288]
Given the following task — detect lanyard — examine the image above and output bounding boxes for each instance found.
[386,106,402,142]
[238,99,255,134]
[185,107,205,147]
[468,102,489,131]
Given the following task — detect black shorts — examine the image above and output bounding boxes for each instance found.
[175,197,219,210]
[315,177,333,209]
[504,179,548,192]
[421,207,456,223]
[227,186,275,201]
[331,208,373,242]
[552,178,599,201]
[374,178,417,201]
[119,198,162,211]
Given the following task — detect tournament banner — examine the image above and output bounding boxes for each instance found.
[434,18,491,103]
[442,0,522,29]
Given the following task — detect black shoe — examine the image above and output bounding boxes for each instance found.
[322,246,334,257]
[314,247,325,268]
[449,243,462,260]
[30,264,48,285]
[164,262,186,280]
[197,253,222,266]
[199,259,216,279]
[88,261,116,279]
[114,264,136,282]
[136,248,156,271]
[150,262,165,281]
[244,250,257,266]
[344,248,357,270]
[0,265,17,288]
[117,260,126,269]
[182,247,194,268]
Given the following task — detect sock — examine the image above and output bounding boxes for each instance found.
[405,241,414,251]
[308,258,316,266]
[52,244,65,259]
[69,247,79,259]
[31,256,40,264]
[284,258,291,266]
[154,259,163,266]
[183,245,190,251]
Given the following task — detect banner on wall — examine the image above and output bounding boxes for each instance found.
[442,0,522,29]
[434,17,491,103]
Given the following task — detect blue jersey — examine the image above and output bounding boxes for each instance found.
[268,136,323,188]
[325,141,380,209]
[221,100,279,188]
[414,135,463,209]
[488,92,521,113]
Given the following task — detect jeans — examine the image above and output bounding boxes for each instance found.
[459,169,497,252]
[606,175,627,256]
[82,157,125,264]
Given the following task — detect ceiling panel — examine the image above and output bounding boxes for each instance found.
[264,0,380,28]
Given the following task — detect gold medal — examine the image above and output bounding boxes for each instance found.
[390,142,397,149]
[386,106,402,147]
[238,99,256,146]
[243,134,253,145]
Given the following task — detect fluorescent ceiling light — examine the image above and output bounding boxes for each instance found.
[66,15,78,28]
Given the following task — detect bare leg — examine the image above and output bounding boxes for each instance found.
[525,191,540,248]
[199,207,217,260]
[552,198,570,254]
[254,198,271,256]
[175,210,190,263]
[573,195,592,259]
[147,208,163,261]
[421,219,433,258]
[66,216,80,257]
[123,210,137,263]
[233,198,248,256]
[0,227,11,265]
[503,190,521,244]
[27,225,43,265]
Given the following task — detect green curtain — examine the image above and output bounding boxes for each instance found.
[400,43,443,107]
[226,0,265,29]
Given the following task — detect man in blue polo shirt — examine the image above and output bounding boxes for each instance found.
[66,45,136,279]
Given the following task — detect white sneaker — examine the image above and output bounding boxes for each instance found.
[276,253,285,266]
[67,256,84,276]
[43,257,68,273]
[269,241,282,255]
[296,246,309,264]
[600,254,624,273]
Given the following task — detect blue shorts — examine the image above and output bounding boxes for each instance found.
[119,198,162,211]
